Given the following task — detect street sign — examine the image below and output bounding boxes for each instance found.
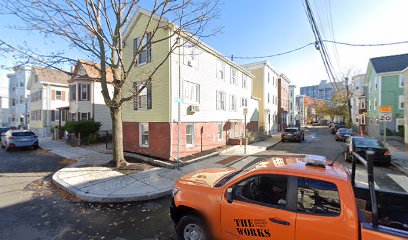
[379,106,393,112]
[243,107,248,116]
[379,112,392,122]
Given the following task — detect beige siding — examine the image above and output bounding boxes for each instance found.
[250,68,264,127]
[122,14,171,123]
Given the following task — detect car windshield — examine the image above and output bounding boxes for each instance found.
[0,128,8,134]
[12,132,35,137]
[339,129,353,134]
[354,138,383,148]
[284,129,297,133]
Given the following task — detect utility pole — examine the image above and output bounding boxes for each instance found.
[177,34,181,170]
[345,77,352,128]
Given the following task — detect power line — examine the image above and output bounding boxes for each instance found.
[230,43,315,59]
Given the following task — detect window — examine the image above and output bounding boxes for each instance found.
[242,74,247,89]
[360,99,366,109]
[56,90,62,100]
[230,68,238,85]
[216,60,225,80]
[400,75,404,88]
[376,118,379,125]
[217,122,223,140]
[399,95,404,109]
[360,114,366,124]
[369,100,371,111]
[11,98,15,107]
[80,84,89,101]
[186,123,194,146]
[80,112,89,120]
[20,96,24,104]
[297,178,341,216]
[139,123,149,147]
[268,93,270,103]
[241,97,248,107]
[369,118,373,124]
[19,80,24,87]
[71,113,76,121]
[234,175,288,208]
[230,95,237,111]
[183,81,200,103]
[133,81,152,110]
[216,91,226,110]
[70,85,76,101]
[268,72,270,83]
[273,76,275,86]
[133,33,152,65]
[184,41,199,69]
[374,99,377,110]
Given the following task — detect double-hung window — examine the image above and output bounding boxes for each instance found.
[56,90,62,100]
[400,75,404,88]
[184,41,199,69]
[242,74,247,89]
[183,81,200,103]
[217,122,223,140]
[216,91,226,110]
[216,60,225,80]
[80,84,89,101]
[241,97,248,107]
[186,123,194,146]
[139,123,149,147]
[399,95,404,109]
[230,68,237,85]
[133,33,152,65]
[133,81,152,110]
[230,95,237,111]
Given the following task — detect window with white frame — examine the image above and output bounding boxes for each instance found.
[80,84,89,101]
[242,74,247,89]
[139,123,149,147]
[133,81,152,110]
[267,93,270,103]
[55,111,60,121]
[186,123,194,146]
[374,99,377,110]
[230,95,237,111]
[56,90,62,100]
[133,33,151,65]
[241,97,248,107]
[184,41,199,69]
[360,114,366,124]
[375,118,379,125]
[400,75,404,88]
[230,68,237,85]
[183,81,200,103]
[399,95,404,109]
[360,99,366,109]
[217,122,223,140]
[216,91,226,110]
[20,96,24,104]
[216,60,225,80]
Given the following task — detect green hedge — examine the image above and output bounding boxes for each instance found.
[64,120,102,144]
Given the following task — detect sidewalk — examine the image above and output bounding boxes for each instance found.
[51,137,280,203]
[385,140,408,175]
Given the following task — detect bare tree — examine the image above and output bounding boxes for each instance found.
[0,0,221,167]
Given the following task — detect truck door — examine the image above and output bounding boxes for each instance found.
[220,174,296,240]
[295,177,358,240]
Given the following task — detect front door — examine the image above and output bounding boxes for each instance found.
[221,174,296,240]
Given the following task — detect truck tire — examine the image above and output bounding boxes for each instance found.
[176,215,211,240]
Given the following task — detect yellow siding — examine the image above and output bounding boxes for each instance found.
[122,14,171,123]
[249,68,265,127]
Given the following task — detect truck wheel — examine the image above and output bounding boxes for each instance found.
[176,215,211,240]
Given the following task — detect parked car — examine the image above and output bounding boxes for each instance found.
[331,124,345,134]
[170,155,408,240]
[281,127,304,143]
[1,130,39,151]
[335,128,356,141]
[343,136,391,166]
[312,121,320,126]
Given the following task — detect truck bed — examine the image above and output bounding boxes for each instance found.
[354,186,408,238]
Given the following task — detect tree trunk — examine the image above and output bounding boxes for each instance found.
[111,106,127,168]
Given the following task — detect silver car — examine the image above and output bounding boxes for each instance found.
[1,130,39,151]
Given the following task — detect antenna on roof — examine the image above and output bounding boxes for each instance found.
[328,151,343,166]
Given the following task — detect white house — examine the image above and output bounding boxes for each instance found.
[7,66,30,128]
[68,59,114,132]
[241,61,279,134]
[288,85,297,126]
[27,67,70,136]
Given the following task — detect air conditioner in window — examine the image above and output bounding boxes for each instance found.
[188,105,199,114]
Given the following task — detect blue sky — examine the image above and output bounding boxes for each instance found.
[1,0,408,94]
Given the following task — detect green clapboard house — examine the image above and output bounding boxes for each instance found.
[365,53,408,137]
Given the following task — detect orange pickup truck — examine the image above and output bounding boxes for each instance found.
[170,154,408,240]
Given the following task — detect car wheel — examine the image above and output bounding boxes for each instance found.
[33,143,39,150]
[176,215,211,240]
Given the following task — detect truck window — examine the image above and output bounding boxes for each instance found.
[234,175,288,209]
[297,178,341,216]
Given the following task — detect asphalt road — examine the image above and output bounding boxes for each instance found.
[0,127,407,240]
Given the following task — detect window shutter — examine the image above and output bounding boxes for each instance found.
[87,84,90,101]
[77,84,81,101]
[147,32,152,63]
[133,38,140,65]
[216,92,219,110]
[62,91,66,101]
[51,110,55,121]
[88,112,91,120]
[133,82,139,110]
[147,81,152,109]
[77,112,80,121]
[51,90,56,101]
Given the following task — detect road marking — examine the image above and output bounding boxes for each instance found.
[387,174,408,192]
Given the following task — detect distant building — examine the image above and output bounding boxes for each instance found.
[27,67,70,136]
[350,74,367,134]
[242,60,279,134]
[0,94,9,127]
[365,53,408,137]
[7,66,31,129]
[300,80,338,102]
[278,74,290,130]
[288,85,296,126]
[296,95,306,127]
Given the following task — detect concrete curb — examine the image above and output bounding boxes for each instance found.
[266,140,282,150]
[391,161,408,175]
[52,170,173,203]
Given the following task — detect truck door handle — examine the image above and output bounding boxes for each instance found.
[269,218,290,226]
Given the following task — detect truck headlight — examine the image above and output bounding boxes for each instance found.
[172,187,180,197]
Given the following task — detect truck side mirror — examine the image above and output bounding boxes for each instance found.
[226,187,234,204]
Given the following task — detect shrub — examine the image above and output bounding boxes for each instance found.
[64,120,102,144]
[385,128,394,136]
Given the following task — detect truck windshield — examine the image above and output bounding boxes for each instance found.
[284,129,297,133]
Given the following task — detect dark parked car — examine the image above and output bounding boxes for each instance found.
[343,136,391,166]
[335,128,356,141]
[331,124,345,134]
[281,127,304,143]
